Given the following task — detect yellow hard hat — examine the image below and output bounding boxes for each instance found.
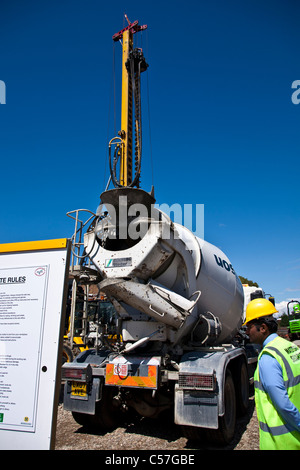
[243,298,278,326]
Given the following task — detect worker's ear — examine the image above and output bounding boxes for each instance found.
[260,322,268,334]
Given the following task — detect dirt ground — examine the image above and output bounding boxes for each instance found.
[54,390,259,451]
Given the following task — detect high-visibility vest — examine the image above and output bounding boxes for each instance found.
[254,336,300,450]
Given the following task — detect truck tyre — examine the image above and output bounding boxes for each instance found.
[206,369,236,445]
[72,411,92,427]
[236,360,249,416]
[181,425,205,442]
[72,386,120,430]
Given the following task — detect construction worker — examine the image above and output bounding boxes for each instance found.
[244,298,300,450]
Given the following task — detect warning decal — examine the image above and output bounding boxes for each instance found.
[105,356,160,389]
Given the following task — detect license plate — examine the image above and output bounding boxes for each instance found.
[71,381,87,399]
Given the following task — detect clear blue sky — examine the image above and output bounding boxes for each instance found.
[1,0,300,313]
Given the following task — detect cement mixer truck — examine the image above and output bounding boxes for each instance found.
[62,17,257,444]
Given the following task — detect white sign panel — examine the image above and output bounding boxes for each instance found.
[0,239,70,449]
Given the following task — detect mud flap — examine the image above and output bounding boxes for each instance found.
[174,347,245,429]
[63,377,102,415]
[174,385,219,429]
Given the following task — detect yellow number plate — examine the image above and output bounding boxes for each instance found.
[71,381,87,398]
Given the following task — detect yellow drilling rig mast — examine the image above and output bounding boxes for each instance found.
[110,15,148,188]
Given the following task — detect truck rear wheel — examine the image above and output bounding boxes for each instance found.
[206,369,236,445]
[181,370,236,445]
[72,386,120,430]
[236,361,249,416]
[181,425,205,442]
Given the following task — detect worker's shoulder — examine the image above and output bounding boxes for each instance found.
[265,334,294,351]
[262,335,300,369]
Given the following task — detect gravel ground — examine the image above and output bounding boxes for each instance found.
[54,391,259,451]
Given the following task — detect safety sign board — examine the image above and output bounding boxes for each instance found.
[0,239,70,450]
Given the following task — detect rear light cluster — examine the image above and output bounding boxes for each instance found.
[178,372,216,391]
[61,363,91,382]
